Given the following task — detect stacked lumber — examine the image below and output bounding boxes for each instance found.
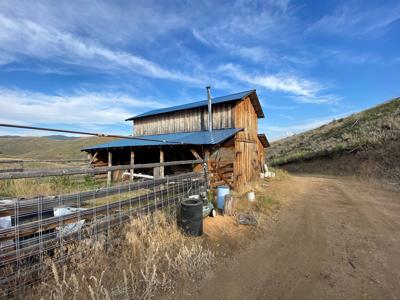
[209,160,234,188]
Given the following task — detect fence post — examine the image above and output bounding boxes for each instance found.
[159,148,164,178]
[107,151,112,186]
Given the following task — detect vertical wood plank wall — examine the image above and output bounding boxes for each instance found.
[132,103,234,135]
[233,97,261,190]
[257,140,265,170]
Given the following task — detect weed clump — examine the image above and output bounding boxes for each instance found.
[27,212,213,300]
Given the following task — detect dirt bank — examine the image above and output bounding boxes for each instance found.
[278,142,400,185]
[177,175,400,300]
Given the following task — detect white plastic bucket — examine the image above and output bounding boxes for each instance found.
[247,191,255,202]
[217,185,230,210]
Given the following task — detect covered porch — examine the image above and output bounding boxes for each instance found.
[81,128,242,189]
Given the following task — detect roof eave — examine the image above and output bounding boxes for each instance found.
[247,91,264,119]
[257,133,270,148]
[126,89,259,121]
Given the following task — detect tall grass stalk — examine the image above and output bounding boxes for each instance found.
[26,212,213,300]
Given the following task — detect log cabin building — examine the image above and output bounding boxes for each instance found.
[82,89,269,190]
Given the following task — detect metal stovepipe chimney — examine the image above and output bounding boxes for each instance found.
[206,86,212,132]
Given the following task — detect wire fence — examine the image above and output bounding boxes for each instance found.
[0,169,206,297]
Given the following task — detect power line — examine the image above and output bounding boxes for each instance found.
[0,123,185,144]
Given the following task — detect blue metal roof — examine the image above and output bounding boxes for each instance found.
[126,89,263,121]
[81,128,242,151]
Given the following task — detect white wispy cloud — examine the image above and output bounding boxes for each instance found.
[308,1,400,37]
[0,13,202,84]
[190,0,297,64]
[219,63,339,104]
[0,87,165,128]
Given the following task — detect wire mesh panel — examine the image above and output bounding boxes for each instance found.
[0,171,206,297]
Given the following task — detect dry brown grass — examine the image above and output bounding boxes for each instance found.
[268,97,400,167]
[26,212,213,300]
[0,175,103,198]
[231,174,285,226]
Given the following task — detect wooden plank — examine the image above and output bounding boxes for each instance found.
[132,102,235,136]
[0,159,204,179]
[0,177,204,242]
[204,149,210,189]
[235,138,256,143]
[130,150,135,181]
[0,160,24,164]
[0,172,200,217]
[190,148,202,160]
[214,164,233,189]
[211,180,232,187]
[0,159,86,164]
[107,151,112,186]
[0,168,23,173]
[89,151,99,164]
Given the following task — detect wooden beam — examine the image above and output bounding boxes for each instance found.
[130,150,135,181]
[0,168,23,173]
[0,172,200,217]
[0,179,204,243]
[89,151,99,164]
[107,151,112,186]
[235,138,256,144]
[0,159,86,164]
[214,167,233,189]
[0,160,23,164]
[204,148,210,189]
[190,148,202,160]
[0,191,197,265]
[0,159,204,180]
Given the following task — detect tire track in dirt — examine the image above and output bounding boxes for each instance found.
[179,176,400,300]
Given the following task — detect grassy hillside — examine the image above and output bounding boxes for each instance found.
[0,136,111,160]
[267,97,400,182]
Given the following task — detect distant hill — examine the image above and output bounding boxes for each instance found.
[0,136,112,160]
[268,97,400,182]
[42,135,80,141]
[0,135,21,138]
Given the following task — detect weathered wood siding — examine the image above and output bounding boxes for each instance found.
[127,95,265,190]
[133,102,234,135]
[257,139,265,168]
[233,96,261,190]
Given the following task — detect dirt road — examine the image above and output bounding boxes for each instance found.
[186,176,400,300]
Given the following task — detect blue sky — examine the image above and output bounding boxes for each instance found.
[0,0,399,140]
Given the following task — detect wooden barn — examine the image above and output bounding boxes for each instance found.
[82,89,269,190]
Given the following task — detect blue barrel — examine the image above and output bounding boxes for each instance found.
[217,185,230,210]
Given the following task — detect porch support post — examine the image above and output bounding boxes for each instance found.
[130,150,135,182]
[159,148,164,178]
[153,148,164,179]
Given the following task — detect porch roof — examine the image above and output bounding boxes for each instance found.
[81,128,243,151]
